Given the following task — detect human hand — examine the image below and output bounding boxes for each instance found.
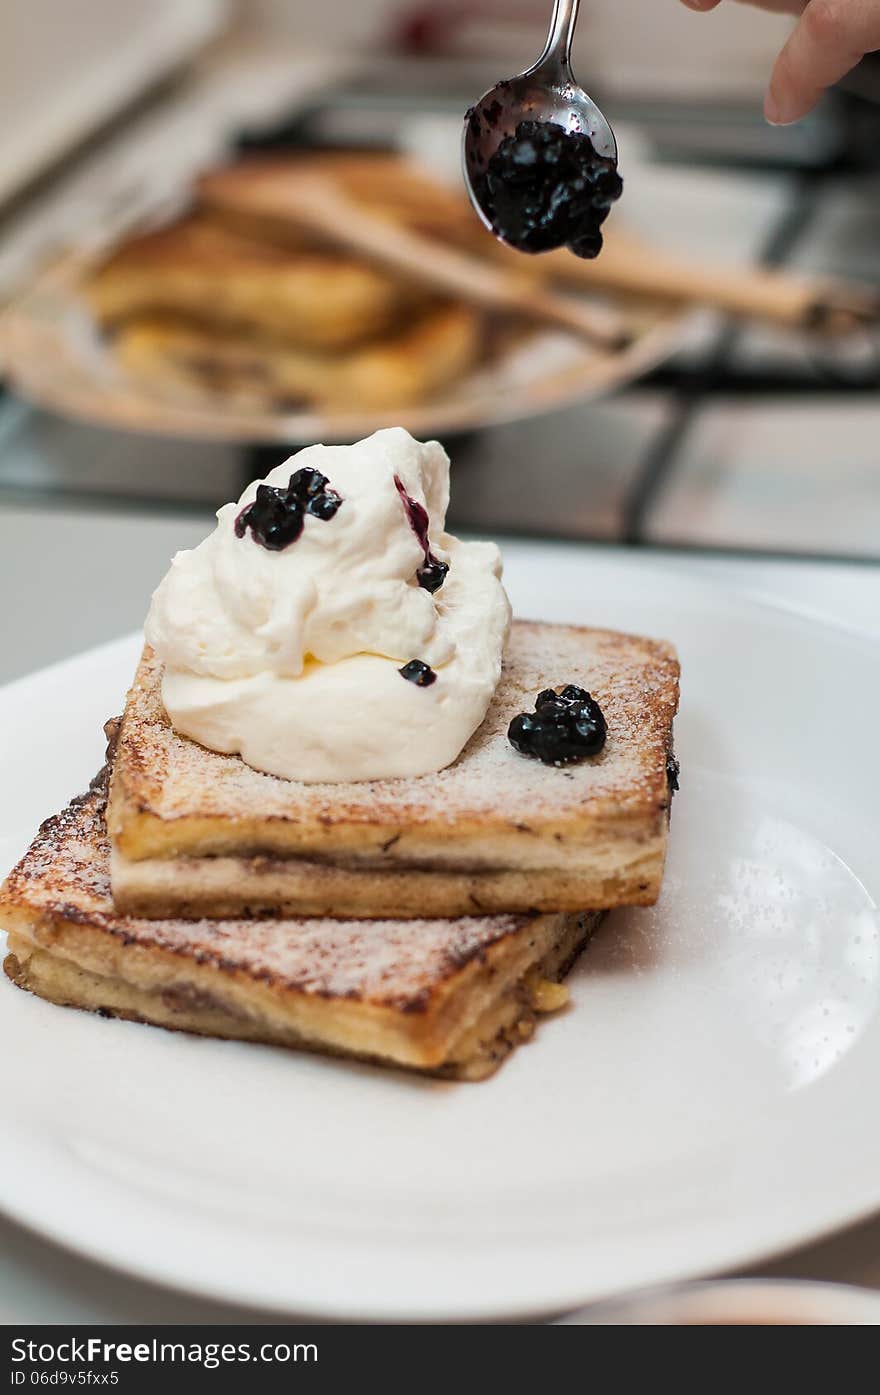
[680,1,880,124]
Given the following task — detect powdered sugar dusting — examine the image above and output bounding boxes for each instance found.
[116,621,679,831]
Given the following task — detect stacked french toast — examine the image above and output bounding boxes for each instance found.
[1,433,680,1080]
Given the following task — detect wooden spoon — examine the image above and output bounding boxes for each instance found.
[524,230,880,336]
[199,164,631,353]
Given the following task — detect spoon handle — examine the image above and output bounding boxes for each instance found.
[532,0,582,78]
[543,233,880,334]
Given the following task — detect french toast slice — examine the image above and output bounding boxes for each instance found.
[107,621,679,919]
[0,776,601,1080]
[113,302,481,412]
[87,211,418,351]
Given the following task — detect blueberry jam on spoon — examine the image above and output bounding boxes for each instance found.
[480,119,622,259]
[394,475,449,594]
[462,1,620,260]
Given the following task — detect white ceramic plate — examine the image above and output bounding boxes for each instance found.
[1,551,878,1321]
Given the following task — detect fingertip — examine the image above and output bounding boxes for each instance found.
[764,91,784,126]
[764,83,813,127]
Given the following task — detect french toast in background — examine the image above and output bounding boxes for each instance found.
[84,149,650,416]
[86,149,878,419]
[86,154,500,413]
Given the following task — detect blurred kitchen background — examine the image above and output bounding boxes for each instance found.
[1,0,879,682]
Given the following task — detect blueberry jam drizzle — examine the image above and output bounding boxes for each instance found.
[234,467,341,551]
[666,752,680,794]
[477,119,623,260]
[508,684,607,766]
[394,475,449,594]
[399,660,437,687]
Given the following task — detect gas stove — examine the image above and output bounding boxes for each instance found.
[1,62,879,566]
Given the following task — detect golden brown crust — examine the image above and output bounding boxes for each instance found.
[4,908,593,1081]
[107,621,680,882]
[0,783,601,1077]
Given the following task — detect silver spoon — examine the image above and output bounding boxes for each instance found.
[462,0,618,247]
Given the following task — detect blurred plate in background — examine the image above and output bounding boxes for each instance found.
[1,246,694,444]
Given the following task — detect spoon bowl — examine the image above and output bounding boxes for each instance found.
[462,0,617,246]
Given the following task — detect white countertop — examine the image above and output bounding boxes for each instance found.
[1,498,878,1322]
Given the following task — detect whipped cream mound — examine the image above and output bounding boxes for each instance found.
[145,428,511,783]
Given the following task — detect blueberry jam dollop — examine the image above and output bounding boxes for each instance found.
[508,684,607,765]
[234,467,342,551]
[478,119,622,259]
[394,474,449,594]
[399,659,437,687]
